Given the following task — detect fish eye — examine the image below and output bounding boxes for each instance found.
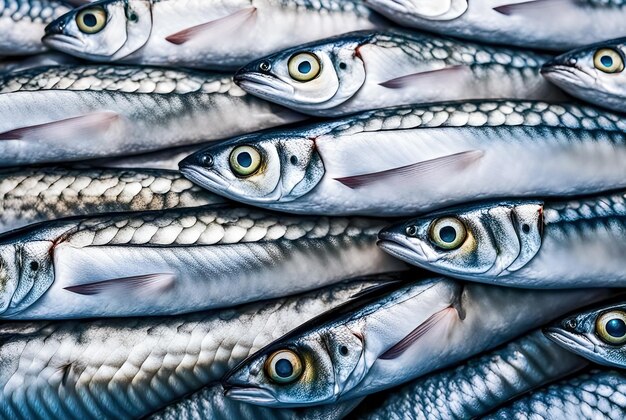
[229,145,262,177]
[76,7,107,34]
[405,225,417,237]
[265,349,303,384]
[596,310,626,344]
[593,48,624,73]
[429,217,467,250]
[288,53,321,82]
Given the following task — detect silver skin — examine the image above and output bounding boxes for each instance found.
[545,301,626,369]
[0,167,225,233]
[378,191,626,288]
[222,277,611,406]
[366,0,626,51]
[93,143,206,170]
[0,65,305,166]
[43,0,386,70]
[486,370,626,419]
[235,30,563,117]
[0,278,383,418]
[0,0,70,55]
[151,384,362,420]
[542,38,626,113]
[180,101,626,216]
[0,204,404,319]
[358,331,586,420]
[0,51,80,73]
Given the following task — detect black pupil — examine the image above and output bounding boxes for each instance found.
[275,358,293,378]
[340,345,348,356]
[30,261,39,271]
[83,13,97,27]
[606,318,626,337]
[522,224,530,234]
[440,226,457,243]
[339,62,347,70]
[237,151,252,168]
[298,61,312,74]
[290,155,298,165]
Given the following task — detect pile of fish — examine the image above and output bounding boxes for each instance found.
[1,0,626,418]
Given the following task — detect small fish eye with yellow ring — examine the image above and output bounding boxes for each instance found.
[594,48,624,73]
[76,7,107,34]
[429,217,467,250]
[229,145,262,177]
[596,310,626,345]
[265,349,303,384]
[288,52,321,82]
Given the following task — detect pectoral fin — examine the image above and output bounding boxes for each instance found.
[0,111,120,141]
[165,7,257,45]
[334,150,484,189]
[494,0,574,16]
[379,65,471,89]
[64,273,175,296]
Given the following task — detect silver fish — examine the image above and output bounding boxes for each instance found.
[0,277,384,418]
[222,277,611,406]
[0,0,71,55]
[0,166,224,233]
[180,101,626,216]
[92,144,207,170]
[365,0,626,51]
[378,191,626,288]
[0,51,80,73]
[0,205,404,319]
[485,370,626,419]
[542,38,626,113]
[43,0,386,70]
[357,330,586,420]
[0,65,305,166]
[545,300,626,369]
[235,30,563,117]
[151,385,362,420]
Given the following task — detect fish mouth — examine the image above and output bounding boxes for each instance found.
[224,386,278,405]
[541,65,594,89]
[179,165,230,193]
[235,72,295,100]
[42,34,88,56]
[377,235,427,265]
[543,327,594,353]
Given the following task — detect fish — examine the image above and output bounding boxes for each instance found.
[0,277,386,418]
[378,190,626,288]
[222,277,612,406]
[0,204,405,319]
[545,299,626,369]
[485,370,626,419]
[0,52,81,74]
[542,38,626,113]
[0,0,71,56]
[234,29,564,117]
[0,166,225,233]
[365,0,626,51]
[42,0,387,70]
[355,330,586,419]
[0,65,305,166]
[150,384,362,420]
[180,101,626,216]
[92,144,207,170]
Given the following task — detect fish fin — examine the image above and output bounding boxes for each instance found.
[349,280,404,301]
[64,273,175,296]
[0,111,120,141]
[494,0,574,16]
[379,65,471,89]
[165,7,257,45]
[334,150,484,189]
[380,307,453,360]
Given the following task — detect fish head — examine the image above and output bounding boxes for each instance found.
[224,323,365,407]
[378,201,544,280]
[179,132,325,204]
[365,0,468,21]
[43,0,152,61]
[234,36,367,114]
[545,302,626,368]
[542,39,626,109]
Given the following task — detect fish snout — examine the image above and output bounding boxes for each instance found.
[44,17,67,36]
[180,151,213,170]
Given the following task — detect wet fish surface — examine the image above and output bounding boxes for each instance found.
[545,299,626,368]
[0,0,71,55]
[92,144,207,171]
[378,190,626,288]
[43,0,387,69]
[222,277,612,405]
[0,65,305,166]
[365,0,626,51]
[356,330,586,419]
[485,370,626,419]
[0,278,384,418]
[0,166,224,232]
[0,51,80,73]
[235,30,563,117]
[542,38,626,113]
[0,204,404,319]
[181,101,626,216]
